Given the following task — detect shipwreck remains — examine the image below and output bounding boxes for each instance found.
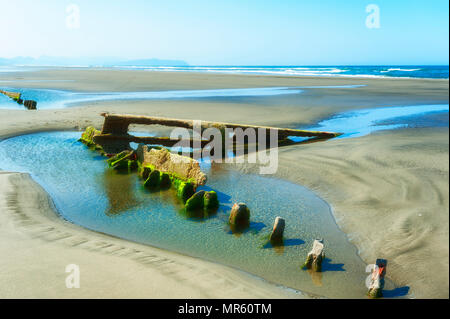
[303,239,325,272]
[92,112,341,154]
[0,89,37,110]
[24,100,37,110]
[0,89,21,101]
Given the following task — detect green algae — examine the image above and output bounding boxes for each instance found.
[79,126,100,147]
[160,172,171,189]
[106,150,137,172]
[204,191,219,211]
[177,181,196,203]
[144,169,161,188]
[185,190,206,211]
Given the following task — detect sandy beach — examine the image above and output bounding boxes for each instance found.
[0,69,448,298]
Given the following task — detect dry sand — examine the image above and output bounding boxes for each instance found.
[0,69,448,298]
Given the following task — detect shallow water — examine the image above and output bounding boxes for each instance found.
[291,104,449,142]
[0,87,303,109]
[0,85,363,110]
[0,131,402,298]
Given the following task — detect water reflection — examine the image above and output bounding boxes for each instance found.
[100,169,141,216]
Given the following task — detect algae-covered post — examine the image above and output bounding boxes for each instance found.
[0,90,38,109]
[303,239,325,272]
[185,190,219,212]
[0,90,21,101]
[367,259,387,298]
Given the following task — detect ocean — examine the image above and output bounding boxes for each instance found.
[0,65,448,79]
[111,65,449,79]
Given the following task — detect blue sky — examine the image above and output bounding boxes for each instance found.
[1,0,448,65]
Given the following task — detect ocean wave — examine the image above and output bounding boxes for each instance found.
[108,65,447,79]
[380,68,422,73]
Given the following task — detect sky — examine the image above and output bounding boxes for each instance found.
[0,0,448,65]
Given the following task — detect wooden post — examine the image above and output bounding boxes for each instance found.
[303,239,325,272]
[0,90,21,100]
[229,203,250,231]
[23,100,37,110]
[270,216,285,244]
[367,259,387,298]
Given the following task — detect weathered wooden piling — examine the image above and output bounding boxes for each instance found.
[185,190,219,212]
[303,239,325,272]
[0,90,38,109]
[23,100,37,110]
[367,259,387,298]
[269,216,285,244]
[185,190,206,211]
[0,90,21,100]
[229,203,250,229]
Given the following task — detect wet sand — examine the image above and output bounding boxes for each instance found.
[0,68,448,298]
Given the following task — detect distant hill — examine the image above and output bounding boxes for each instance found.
[0,56,189,67]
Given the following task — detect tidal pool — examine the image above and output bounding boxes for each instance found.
[0,131,403,298]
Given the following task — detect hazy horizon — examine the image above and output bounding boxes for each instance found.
[1,55,449,67]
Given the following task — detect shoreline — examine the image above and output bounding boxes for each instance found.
[1,65,448,81]
[0,69,448,298]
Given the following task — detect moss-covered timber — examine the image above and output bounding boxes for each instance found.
[204,191,219,211]
[185,190,206,211]
[79,126,100,146]
[106,150,138,172]
[0,90,21,100]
